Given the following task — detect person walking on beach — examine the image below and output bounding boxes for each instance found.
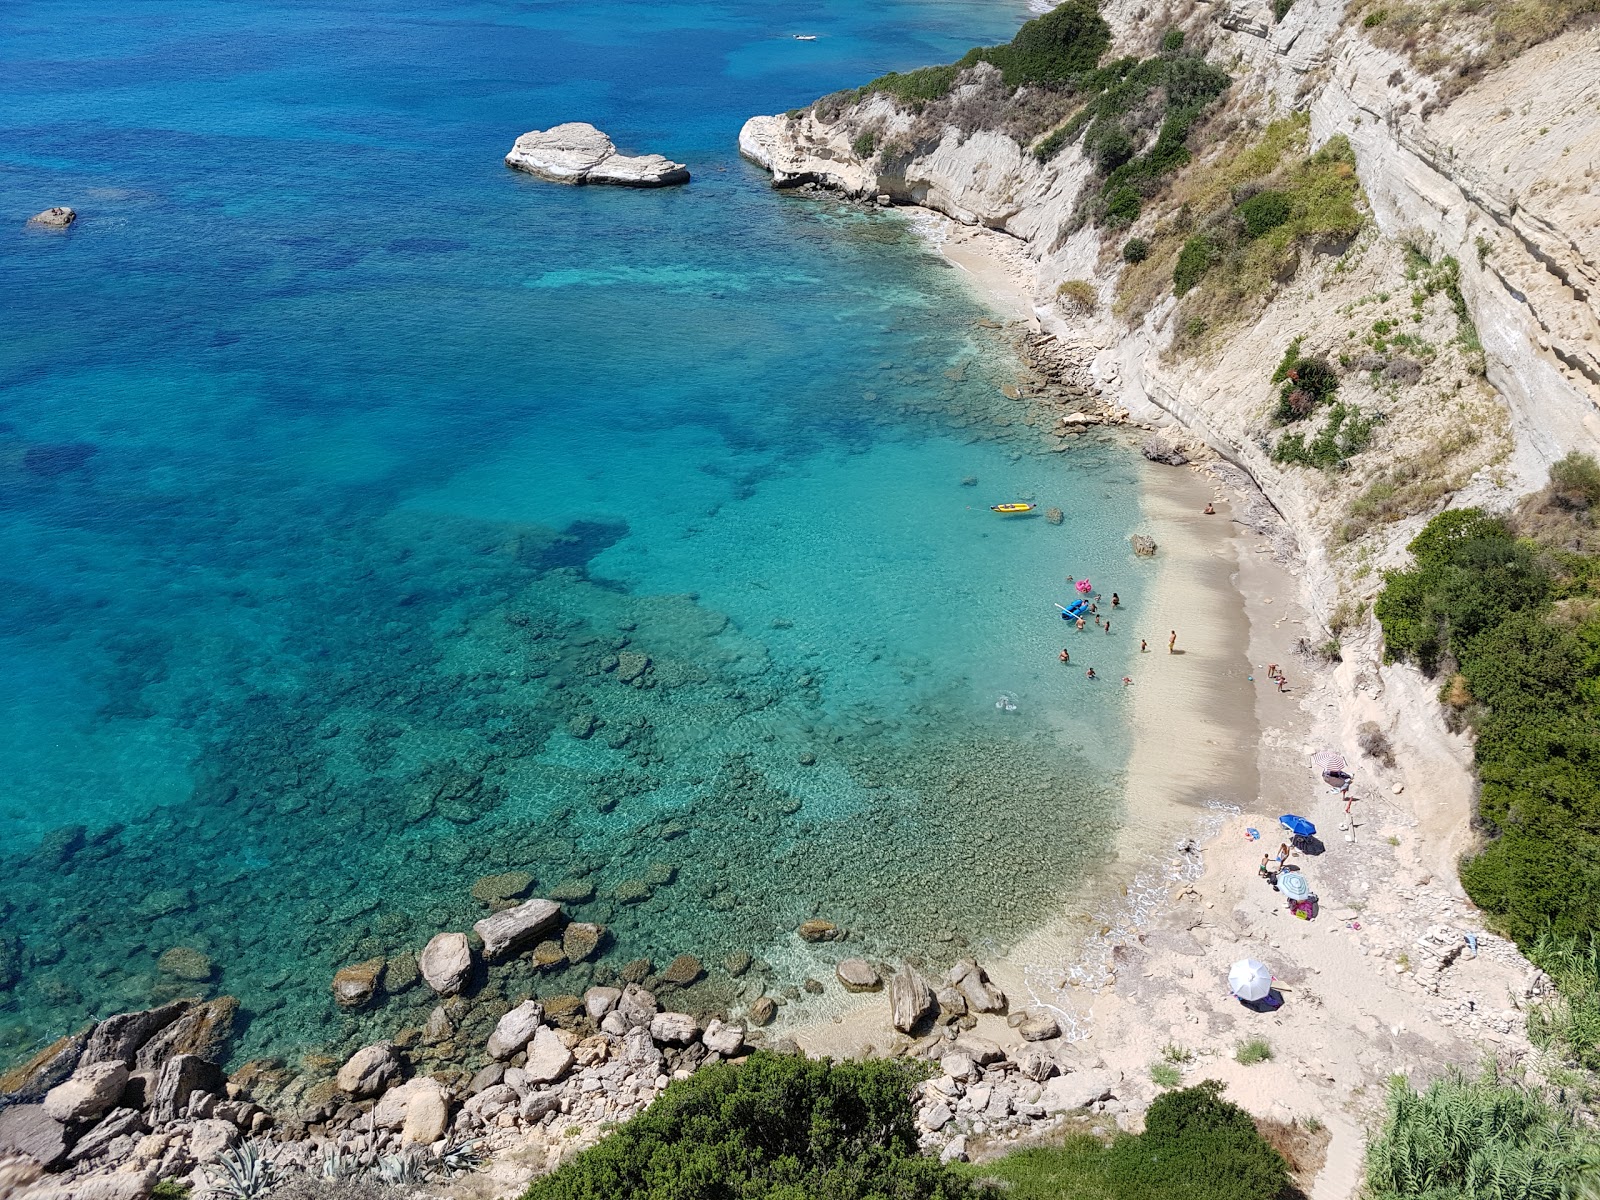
[1276,672,1289,693]
[1277,842,1292,867]
[1259,853,1279,889]
[1168,630,1177,653]
[1267,663,1279,682]
[1140,638,1147,653]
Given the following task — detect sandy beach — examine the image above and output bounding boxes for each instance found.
[784,219,1542,1196]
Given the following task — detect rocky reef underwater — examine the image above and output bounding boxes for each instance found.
[0,324,1141,1093]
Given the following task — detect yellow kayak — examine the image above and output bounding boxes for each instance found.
[990,503,1036,514]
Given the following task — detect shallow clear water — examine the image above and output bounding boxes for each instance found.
[0,0,1154,1068]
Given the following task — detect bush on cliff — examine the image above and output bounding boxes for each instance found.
[1374,477,1600,950]
[520,1052,980,1200]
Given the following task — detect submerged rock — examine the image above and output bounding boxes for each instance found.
[797,919,839,943]
[505,124,690,187]
[330,958,385,1008]
[835,959,882,992]
[474,897,563,961]
[658,953,703,986]
[471,871,535,908]
[156,946,213,982]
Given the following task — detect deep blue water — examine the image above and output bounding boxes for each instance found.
[0,0,1153,1071]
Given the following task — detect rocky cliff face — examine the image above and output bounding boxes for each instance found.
[740,2,1600,550]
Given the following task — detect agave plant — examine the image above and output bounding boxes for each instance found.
[208,1141,278,1200]
[319,1150,360,1180]
[438,1137,484,1177]
[372,1149,429,1186]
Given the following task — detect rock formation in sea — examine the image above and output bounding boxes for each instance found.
[26,207,75,228]
[505,124,690,187]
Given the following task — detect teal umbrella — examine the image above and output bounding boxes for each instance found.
[1281,872,1311,901]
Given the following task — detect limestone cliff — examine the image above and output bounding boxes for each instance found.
[740,3,1600,621]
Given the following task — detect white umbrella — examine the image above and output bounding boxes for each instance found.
[1312,750,1346,775]
[1228,958,1273,1002]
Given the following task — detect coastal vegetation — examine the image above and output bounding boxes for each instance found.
[1364,1069,1600,1199]
[1375,457,1600,1064]
[959,1081,1290,1200]
[521,1055,1294,1200]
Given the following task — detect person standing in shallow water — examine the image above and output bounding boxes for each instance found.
[1168,630,1177,653]
[1141,638,1147,652]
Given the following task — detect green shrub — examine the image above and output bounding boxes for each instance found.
[1122,237,1149,263]
[1272,402,1375,468]
[962,1083,1288,1200]
[521,1052,977,1200]
[852,129,878,157]
[1527,931,1600,1071]
[1174,235,1217,295]
[1365,1070,1600,1200]
[1235,1038,1273,1065]
[1161,28,1187,51]
[1238,189,1292,238]
[151,1183,191,1200]
[1270,342,1339,422]
[1550,450,1600,509]
[1104,186,1142,226]
[860,64,962,107]
[1375,500,1600,946]
[1150,1061,1182,1087]
[1273,0,1295,19]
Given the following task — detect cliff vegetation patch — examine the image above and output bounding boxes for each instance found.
[1115,114,1365,342]
[1375,470,1600,956]
[1352,0,1600,103]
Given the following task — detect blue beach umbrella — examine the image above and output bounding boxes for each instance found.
[1280,814,1316,838]
[1280,872,1311,901]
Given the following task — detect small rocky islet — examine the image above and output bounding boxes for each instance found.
[505,123,689,187]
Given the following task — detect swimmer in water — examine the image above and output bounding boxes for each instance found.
[1111,593,1119,607]
[1121,675,1132,686]
[1086,667,1097,680]
[1059,648,1070,663]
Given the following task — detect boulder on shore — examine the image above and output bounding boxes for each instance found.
[889,967,935,1033]
[487,1000,545,1060]
[335,1043,401,1098]
[1141,434,1189,466]
[506,124,690,187]
[42,1063,127,1124]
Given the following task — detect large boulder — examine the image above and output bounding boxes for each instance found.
[27,207,76,229]
[0,1106,71,1168]
[335,1043,402,1099]
[331,959,385,1008]
[889,968,935,1033]
[616,984,658,1028]
[486,1000,544,1060]
[473,898,563,961]
[81,1004,187,1068]
[0,1030,91,1103]
[42,1063,128,1125]
[1141,434,1189,466]
[372,1077,442,1129]
[1041,1068,1121,1112]
[700,1019,744,1057]
[185,1118,239,1163]
[649,1012,698,1046]
[505,124,690,187]
[150,1054,226,1124]
[133,998,237,1073]
[1017,1011,1060,1042]
[523,1027,575,1084]
[401,1080,450,1146]
[418,933,473,997]
[584,986,621,1020]
[946,960,1006,1014]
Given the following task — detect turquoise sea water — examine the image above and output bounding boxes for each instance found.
[1,0,1152,1070]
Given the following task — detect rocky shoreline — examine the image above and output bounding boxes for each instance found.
[0,897,1129,1200]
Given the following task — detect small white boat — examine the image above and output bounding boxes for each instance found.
[794,34,817,41]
